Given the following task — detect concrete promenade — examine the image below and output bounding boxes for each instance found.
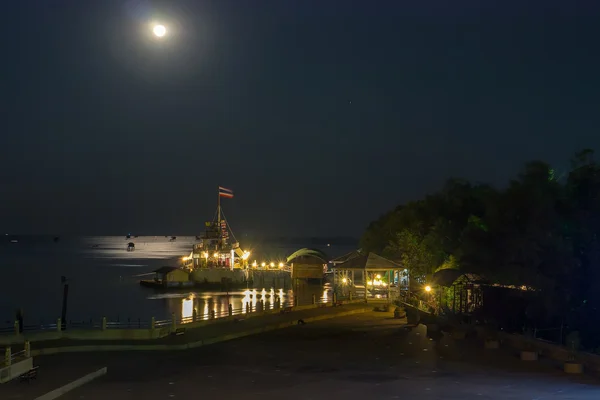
[3,310,600,399]
[25,304,369,354]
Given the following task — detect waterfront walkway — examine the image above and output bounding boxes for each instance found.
[26,303,368,353]
[3,310,600,399]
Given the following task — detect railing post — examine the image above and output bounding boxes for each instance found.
[246,302,250,313]
[24,341,30,358]
[151,317,156,330]
[294,296,298,307]
[5,347,11,366]
[349,291,353,301]
[210,310,215,320]
[260,299,264,312]
[228,304,233,316]
[312,294,316,305]
[192,309,197,323]
[332,292,337,305]
[101,317,107,331]
[171,313,176,332]
[56,318,62,332]
[14,321,19,336]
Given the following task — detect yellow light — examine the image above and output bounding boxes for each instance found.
[342,278,347,284]
[376,274,381,279]
[367,280,373,286]
[425,285,432,292]
[261,262,266,267]
[270,262,275,268]
[242,251,250,260]
[252,261,257,267]
[213,252,219,258]
[153,24,167,37]
[203,252,208,258]
[278,262,284,268]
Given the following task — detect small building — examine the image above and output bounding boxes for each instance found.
[148,266,193,288]
[287,248,328,281]
[431,269,486,314]
[330,249,364,268]
[332,252,403,303]
[431,269,534,328]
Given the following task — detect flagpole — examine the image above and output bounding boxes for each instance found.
[217,187,221,226]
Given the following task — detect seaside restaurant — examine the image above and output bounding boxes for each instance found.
[332,252,403,303]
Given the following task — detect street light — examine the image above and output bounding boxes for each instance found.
[425,285,432,292]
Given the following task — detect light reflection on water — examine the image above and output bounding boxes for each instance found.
[0,235,352,322]
[153,285,331,322]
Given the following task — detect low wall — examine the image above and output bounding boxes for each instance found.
[29,306,370,355]
[1,300,367,346]
[0,357,33,384]
[494,331,600,374]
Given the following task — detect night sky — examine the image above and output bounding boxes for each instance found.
[2,1,600,237]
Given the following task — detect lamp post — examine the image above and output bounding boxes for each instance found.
[61,276,69,331]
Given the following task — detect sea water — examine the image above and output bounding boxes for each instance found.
[0,235,354,326]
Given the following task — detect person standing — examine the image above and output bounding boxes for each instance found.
[16,308,24,333]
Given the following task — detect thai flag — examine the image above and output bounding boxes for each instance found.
[218,186,234,198]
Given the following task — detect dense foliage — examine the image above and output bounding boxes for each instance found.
[360,149,600,348]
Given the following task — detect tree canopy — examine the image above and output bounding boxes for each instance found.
[360,149,600,348]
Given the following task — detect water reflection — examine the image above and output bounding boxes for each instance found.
[182,295,194,319]
[153,285,331,322]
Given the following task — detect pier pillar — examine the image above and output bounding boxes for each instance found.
[151,317,156,330]
[101,317,107,331]
[210,310,215,320]
[24,341,30,358]
[171,313,176,331]
[246,302,250,313]
[192,309,197,323]
[312,294,316,305]
[14,321,19,336]
[228,304,233,316]
[260,299,264,312]
[56,318,61,332]
[4,347,11,366]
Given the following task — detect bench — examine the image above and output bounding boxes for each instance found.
[280,306,293,314]
[19,366,39,383]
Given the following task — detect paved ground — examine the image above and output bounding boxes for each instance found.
[3,311,600,399]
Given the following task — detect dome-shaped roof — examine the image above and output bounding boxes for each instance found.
[286,248,329,263]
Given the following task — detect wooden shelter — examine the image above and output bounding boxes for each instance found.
[431,269,486,314]
[332,252,403,303]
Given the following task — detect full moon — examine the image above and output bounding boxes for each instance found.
[153,24,166,37]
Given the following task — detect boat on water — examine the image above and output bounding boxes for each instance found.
[140,186,253,291]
